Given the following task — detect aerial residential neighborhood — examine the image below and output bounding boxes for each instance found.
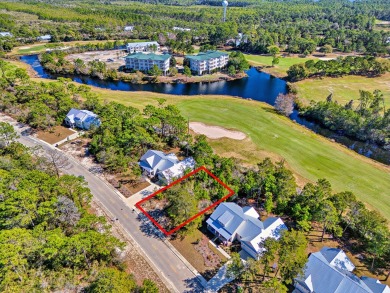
[0,0,389,292]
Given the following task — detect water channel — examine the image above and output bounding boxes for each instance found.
[20,54,389,165]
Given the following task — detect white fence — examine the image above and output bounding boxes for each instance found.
[54,131,79,146]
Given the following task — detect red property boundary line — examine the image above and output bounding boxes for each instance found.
[135,166,235,236]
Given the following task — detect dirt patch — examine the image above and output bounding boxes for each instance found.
[140,197,172,231]
[66,49,127,71]
[36,125,76,144]
[189,122,246,140]
[126,180,150,194]
[170,230,225,280]
[195,234,223,268]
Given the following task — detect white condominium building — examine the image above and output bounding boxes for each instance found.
[125,53,171,75]
[185,50,229,75]
[126,41,160,53]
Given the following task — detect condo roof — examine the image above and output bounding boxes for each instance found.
[125,52,171,61]
[185,50,228,61]
[126,41,159,48]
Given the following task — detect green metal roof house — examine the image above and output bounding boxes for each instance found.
[125,52,171,74]
[185,50,229,75]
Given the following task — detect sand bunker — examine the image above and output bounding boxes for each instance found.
[189,122,246,140]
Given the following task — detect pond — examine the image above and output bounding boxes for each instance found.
[20,54,389,165]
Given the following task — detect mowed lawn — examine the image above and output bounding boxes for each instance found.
[296,73,390,107]
[244,54,311,77]
[95,89,390,220]
[17,44,48,54]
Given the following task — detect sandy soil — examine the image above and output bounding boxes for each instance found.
[66,49,127,70]
[189,122,246,140]
[36,125,76,144]
[318,57,335,61]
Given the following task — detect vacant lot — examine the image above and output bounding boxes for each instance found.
[36,125,76,144]
[65,49,127,70]
[296,73,390,107]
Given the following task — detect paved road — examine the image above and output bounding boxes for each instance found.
[4,116,203,293]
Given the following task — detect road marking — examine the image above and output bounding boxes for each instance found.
[170,264,178,273]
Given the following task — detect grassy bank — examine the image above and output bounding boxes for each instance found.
[92,87,390,220]
[244,54,390,106]
[296,73,390,107]
[244,54,311,77]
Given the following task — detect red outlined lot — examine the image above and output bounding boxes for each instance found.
[135,166,235,236]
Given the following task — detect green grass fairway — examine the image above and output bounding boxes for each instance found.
[94,88,390,220]
[296,73,390,107]
[244,54,311,77]
[17,44,48,54]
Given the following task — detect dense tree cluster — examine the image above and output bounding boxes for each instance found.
[0,0,388,56]
[227,51,249,74]
[0,62,94,130]
[0,126,157,292]
[300,90,389,148]
[88,100,188,172]
[287,56,390,81]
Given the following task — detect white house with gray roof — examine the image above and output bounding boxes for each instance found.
[124,26,134,32]
[139,150,195,184]
[37,35,52,41]
[126,41,160,53]
[206,202,287,259]
[64,109,101,130]
[0,32,12,38]
[294,247,390,293]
